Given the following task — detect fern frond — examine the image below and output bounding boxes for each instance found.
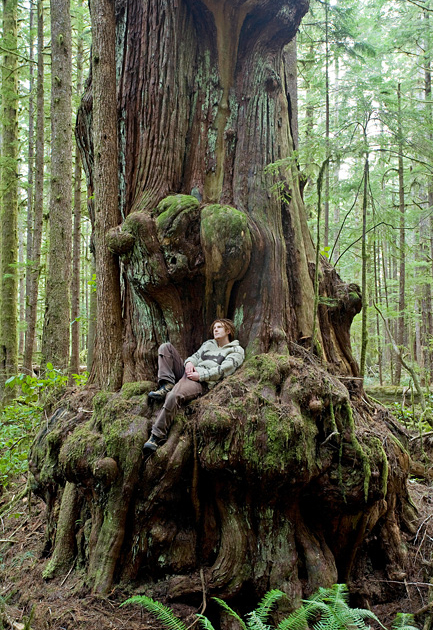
[246,611,272,630]
[276,603,310,630]
[213,597,248,630]
[391,613,420,630]
[197,613,217,630]
[121,595,187,630]
[254,590,286,622]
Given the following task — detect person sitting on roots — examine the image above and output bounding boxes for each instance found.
[143,318,244,454]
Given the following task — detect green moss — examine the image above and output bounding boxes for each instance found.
[200,204,249,243]
[242,354,292,385]
[343,401,371,502]
[120,381,154,399]
[93,391,111,413]
[155,194,199,221]
[60,422,106,469]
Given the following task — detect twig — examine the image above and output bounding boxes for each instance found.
[411,431,433,442]
[415,515,433,544]
[0,538,17,543]
[321,431,340,446]
[371,579,433,587]
[414,602,433,617]
[60,558,77,586]
[186,569,207,630]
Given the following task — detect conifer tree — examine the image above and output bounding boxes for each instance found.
[41,0,73,369]
[0,0,19,399]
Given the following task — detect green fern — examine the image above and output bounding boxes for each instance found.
[277,584,384,630]
[246,611,272,630]
[121,584,420,630]
[254,589,286,623]
[213,597,248,630]
[196,614,217,630]
[391,613,420,630]
[121,595,188,630]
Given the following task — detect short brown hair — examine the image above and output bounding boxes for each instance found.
[209,318,236,341]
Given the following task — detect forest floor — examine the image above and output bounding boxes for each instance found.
[1,449,433,629]
[0,480,185,630]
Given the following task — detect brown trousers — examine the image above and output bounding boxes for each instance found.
[151,343,203,439]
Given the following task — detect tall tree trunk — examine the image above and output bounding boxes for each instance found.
[323,0,330,250]
[24,0,35,366]
[359,147,369,379]
[373,238,383,385]
[18,218,25,356]
[23,0,45,374]
[381,240,393,380]
[69,9,84,381]
[283,36,299,150]
[395,83,405,385]
[41,0,72,369]
[424,7,433,384]
[87,0,123,389]
[0,0,19,399]
[76,0,357,378]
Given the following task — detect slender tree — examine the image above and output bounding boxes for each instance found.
[23,0,45,373]
[69,3,84,380]
[23,0,36,362]
[87,0,123,389]
[0,0,19,399]
[394,83,406,385]
[41,0,72,369]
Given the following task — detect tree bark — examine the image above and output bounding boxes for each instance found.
[41,0,72,369]
[23,0,45,374]
[395,83,405,385]
[24,0,35,363]
[87,0,123,390]
[70,8,84,381]
[0,0,19,400]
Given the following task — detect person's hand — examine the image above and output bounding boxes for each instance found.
[187,370,200,381]
[185,361,195,376]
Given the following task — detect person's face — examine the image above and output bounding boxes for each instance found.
[213,322,229,342]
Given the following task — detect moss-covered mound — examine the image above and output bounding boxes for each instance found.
[29,352,414,609]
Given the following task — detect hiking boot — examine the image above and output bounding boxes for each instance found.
[143,434,166,454]
[148,382,174,401]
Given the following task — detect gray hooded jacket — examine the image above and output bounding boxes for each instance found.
[185,339,244,386]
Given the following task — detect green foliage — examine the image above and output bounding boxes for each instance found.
[278,584,384,630]
[0,402,39,488]
[5,364,87,405]
[0,367,88,488]
[121,595,188,630]
[122,584,417,630]
[391,613,419,630]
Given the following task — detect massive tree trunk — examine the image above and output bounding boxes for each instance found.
[29,0,415,619]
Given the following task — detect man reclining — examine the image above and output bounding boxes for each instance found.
[143,318,244,454]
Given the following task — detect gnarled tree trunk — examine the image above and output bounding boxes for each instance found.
[29,0,415,621]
